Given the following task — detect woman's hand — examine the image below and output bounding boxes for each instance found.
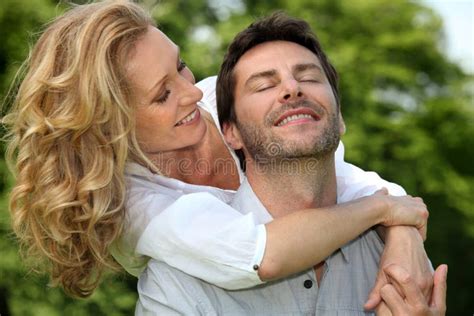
[373,188,429,232]
[365,226,433,312]
[377,264,447,316]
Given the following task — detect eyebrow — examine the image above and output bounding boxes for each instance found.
[148,46,181,96]
[293,63,323,74]
[244,69,278,89]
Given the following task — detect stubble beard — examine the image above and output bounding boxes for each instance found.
[236,106,341,167]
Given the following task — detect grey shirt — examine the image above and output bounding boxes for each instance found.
[136,178,384,315]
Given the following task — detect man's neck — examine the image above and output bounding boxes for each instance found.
[246,155,337,218]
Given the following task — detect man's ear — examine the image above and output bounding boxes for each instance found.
[223,122,244,150]
[338,112,346,135]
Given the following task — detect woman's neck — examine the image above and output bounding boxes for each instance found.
[149,111,240,190]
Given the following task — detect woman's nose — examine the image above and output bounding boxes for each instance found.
[178,77,203,107]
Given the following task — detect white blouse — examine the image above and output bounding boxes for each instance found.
[110,76,406,289]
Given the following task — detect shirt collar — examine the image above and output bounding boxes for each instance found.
[125,161,153,178]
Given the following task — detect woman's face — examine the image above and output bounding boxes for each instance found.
[127,26,206,157]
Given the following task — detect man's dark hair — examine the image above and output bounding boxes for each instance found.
[217,11,340,129]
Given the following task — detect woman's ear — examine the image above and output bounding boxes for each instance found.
[222,122,244,150]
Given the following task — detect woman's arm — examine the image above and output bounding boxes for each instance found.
[259,190,426,280]
[128,186,425,290]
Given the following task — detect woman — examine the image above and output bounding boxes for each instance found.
[4,0,429,303]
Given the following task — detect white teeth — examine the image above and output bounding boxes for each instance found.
[176,109,197,126]
[277,114,314,126]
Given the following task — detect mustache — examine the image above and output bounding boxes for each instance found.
[265,100,325,126]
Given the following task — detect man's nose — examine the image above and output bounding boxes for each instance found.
[278,79,303,103]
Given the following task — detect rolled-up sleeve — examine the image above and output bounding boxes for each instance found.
[135,192,266,289]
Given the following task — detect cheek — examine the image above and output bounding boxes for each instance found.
[136,109,153,130]
[313,85,337,108]
[136,108,168,138]
[135,117,152,142]
[324,84,338,104]
[235,103,261,125]
[237,93,275,121]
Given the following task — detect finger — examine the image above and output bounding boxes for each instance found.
[430,264,447,311]
[364,292,381,310]
[416,207,429,230]
[380,284,406,315]
[375,302,393,316]
[364,272,386,310]
[383,264,425,306]
[385,274,406,300]
[414,197,424,203]
[418,224,427,241]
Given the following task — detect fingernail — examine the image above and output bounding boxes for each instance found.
[364,298,374,308]
[364,304,374,311]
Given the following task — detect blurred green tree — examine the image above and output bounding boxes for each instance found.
[1,0,472,315]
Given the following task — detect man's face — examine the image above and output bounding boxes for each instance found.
[225,40,344,164]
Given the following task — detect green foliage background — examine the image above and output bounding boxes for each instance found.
[1,0,472,314]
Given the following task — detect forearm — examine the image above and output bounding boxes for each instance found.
[376,223,425,244]
[259,197,386,280]
[382,225,431,273]
[384,225,424,244]
[380,225,431,273]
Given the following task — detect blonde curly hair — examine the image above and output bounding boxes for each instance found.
[3,0,156,297]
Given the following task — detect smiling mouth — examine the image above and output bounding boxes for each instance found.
[175,109,198,126]
[274,109,321,127]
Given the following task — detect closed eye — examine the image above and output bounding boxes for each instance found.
[298,75,320,83]
[254,81,277,92]
[256,85,275,92]
[155,89,170,104]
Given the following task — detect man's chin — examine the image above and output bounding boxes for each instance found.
[274,143,335,159]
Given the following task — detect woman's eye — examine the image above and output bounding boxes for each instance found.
[155,90,171,104]
[178,59,187,72]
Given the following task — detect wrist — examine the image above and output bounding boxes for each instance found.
[360,195,386,226]
[374,195,391,226]
[384,225,422,243]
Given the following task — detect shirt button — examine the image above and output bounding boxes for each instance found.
[303,280,313,289]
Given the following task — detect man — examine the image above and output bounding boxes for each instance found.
[136,13,446,315]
